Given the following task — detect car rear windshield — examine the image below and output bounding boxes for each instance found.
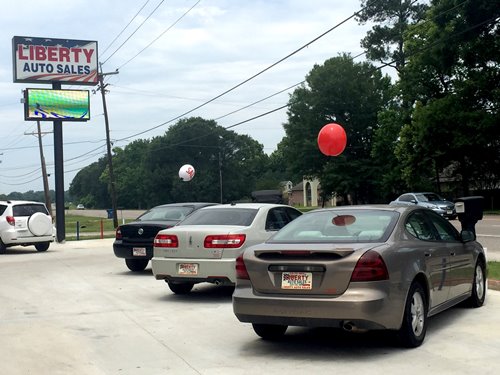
[13,204,48,216]
[137,206,195,221]
[179,208,258,226]
[269,209,399,243]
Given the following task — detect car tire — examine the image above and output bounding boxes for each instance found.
[252,323,287,340]
[125,258,149,272]
[28,212,53,236]
[0,240,6,254]
[167,281,194,294]
[398,281,427,348]
[467,259,486,308]
[35,242,50,252]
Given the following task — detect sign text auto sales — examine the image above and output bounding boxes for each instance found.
[12,36,98,85]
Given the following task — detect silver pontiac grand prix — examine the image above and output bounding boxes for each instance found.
[232,205,487,348]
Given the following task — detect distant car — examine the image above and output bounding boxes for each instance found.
[232,205,486,348]
[113,203,218,271]
[76,204,85,210]
[0,200,55,253]
[151,203,302,294]
[390,192,456,219]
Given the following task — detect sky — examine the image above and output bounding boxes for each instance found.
[0,0,377,195]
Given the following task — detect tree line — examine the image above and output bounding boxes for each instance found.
[12,1,498,209]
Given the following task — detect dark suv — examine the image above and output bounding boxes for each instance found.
[0,200,55,253]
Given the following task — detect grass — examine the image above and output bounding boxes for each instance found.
[64,214,131,240]
[488,261,500,280]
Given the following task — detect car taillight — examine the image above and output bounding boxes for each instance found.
[115,227,122,239]
[235,254,249,280]
[350,250,389,282]
[154,233,179,248]
[204,234,246,248]
[6,216,15,226]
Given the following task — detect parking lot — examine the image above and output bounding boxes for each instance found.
[1,238,499,375]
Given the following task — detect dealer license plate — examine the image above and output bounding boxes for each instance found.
[132,247,147,256]
[178,263,198,275]
[281,272,312,290]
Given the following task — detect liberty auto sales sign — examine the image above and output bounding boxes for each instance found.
[12,36,98,85]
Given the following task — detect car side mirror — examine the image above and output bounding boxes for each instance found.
[461,230,476,242]
[410,199,417,204]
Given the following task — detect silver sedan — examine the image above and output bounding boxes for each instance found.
[151,203,302,294]
[232,205,486,347]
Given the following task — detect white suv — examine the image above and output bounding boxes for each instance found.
[0,200,55,254]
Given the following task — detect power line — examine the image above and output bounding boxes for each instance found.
[101,0,166,65]
[100,0,152,58]
[117,0,202,70]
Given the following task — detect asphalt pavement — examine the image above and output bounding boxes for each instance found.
[0,238,499,375]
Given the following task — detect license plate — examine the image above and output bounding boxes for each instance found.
[132,247,147,256]
[281,272,312,290]
[178,263,198,275]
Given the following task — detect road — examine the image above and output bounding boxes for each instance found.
[0,239,499,375]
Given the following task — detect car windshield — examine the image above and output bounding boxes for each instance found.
[137,206,194,221]
[179,208,258,226]
[268,209,399,243]
[417,193,444,202]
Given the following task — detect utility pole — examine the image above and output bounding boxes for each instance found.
[37,121,52,217]
[97,64,119,229]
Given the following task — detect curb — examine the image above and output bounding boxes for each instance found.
[489,279,500,291]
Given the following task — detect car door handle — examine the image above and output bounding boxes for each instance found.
[424,252,431,257]
[450,252,456,256]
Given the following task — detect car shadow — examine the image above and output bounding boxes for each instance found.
[1,247,41,255]
[238,304,472,355]
[159,283,235,304]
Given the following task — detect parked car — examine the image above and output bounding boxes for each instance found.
[0,200,55,253]
[76,204,85,210]
[390,192,456,219]
[151,203,302,294]
[233,205,486,348]
[113,202,218,271]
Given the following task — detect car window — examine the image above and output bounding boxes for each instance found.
[0,204,7,215]
[180,208,258,226]
[405,211,437,241]
[422,193,443,202]
[425,211,460,242]
[399,194,414,202]
[12,204,48,216]
[265,207,300,231]
[138,206,194,221]
[269,209,398,243]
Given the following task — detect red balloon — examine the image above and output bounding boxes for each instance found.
[317,123,347,156]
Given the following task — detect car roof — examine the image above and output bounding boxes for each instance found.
[0,200,46,205]
[199,203,293,210]
[308,204,414,214]
[152,202,218,209]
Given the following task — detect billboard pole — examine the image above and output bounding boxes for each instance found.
[53,82,65,242]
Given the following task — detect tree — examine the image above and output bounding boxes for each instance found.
[282,54,391,204]
[397,0,500,195]
[357,0,428,72]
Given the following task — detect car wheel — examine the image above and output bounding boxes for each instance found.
[398,281,427,348]
[167,281,194,294]
[0,240,6,254]
[252,323,287,340]
[35,242,50,252]
[125,258,149,272]
[468,259,486,308]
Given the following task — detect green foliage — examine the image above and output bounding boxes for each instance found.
[282,54,391,203]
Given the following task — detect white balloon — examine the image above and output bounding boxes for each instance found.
[179,164,195,181]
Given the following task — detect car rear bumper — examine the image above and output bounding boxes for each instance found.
[113,241,153,260]
[232,281,405,331]
[1,229,54,245]
[151,257,237,284]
